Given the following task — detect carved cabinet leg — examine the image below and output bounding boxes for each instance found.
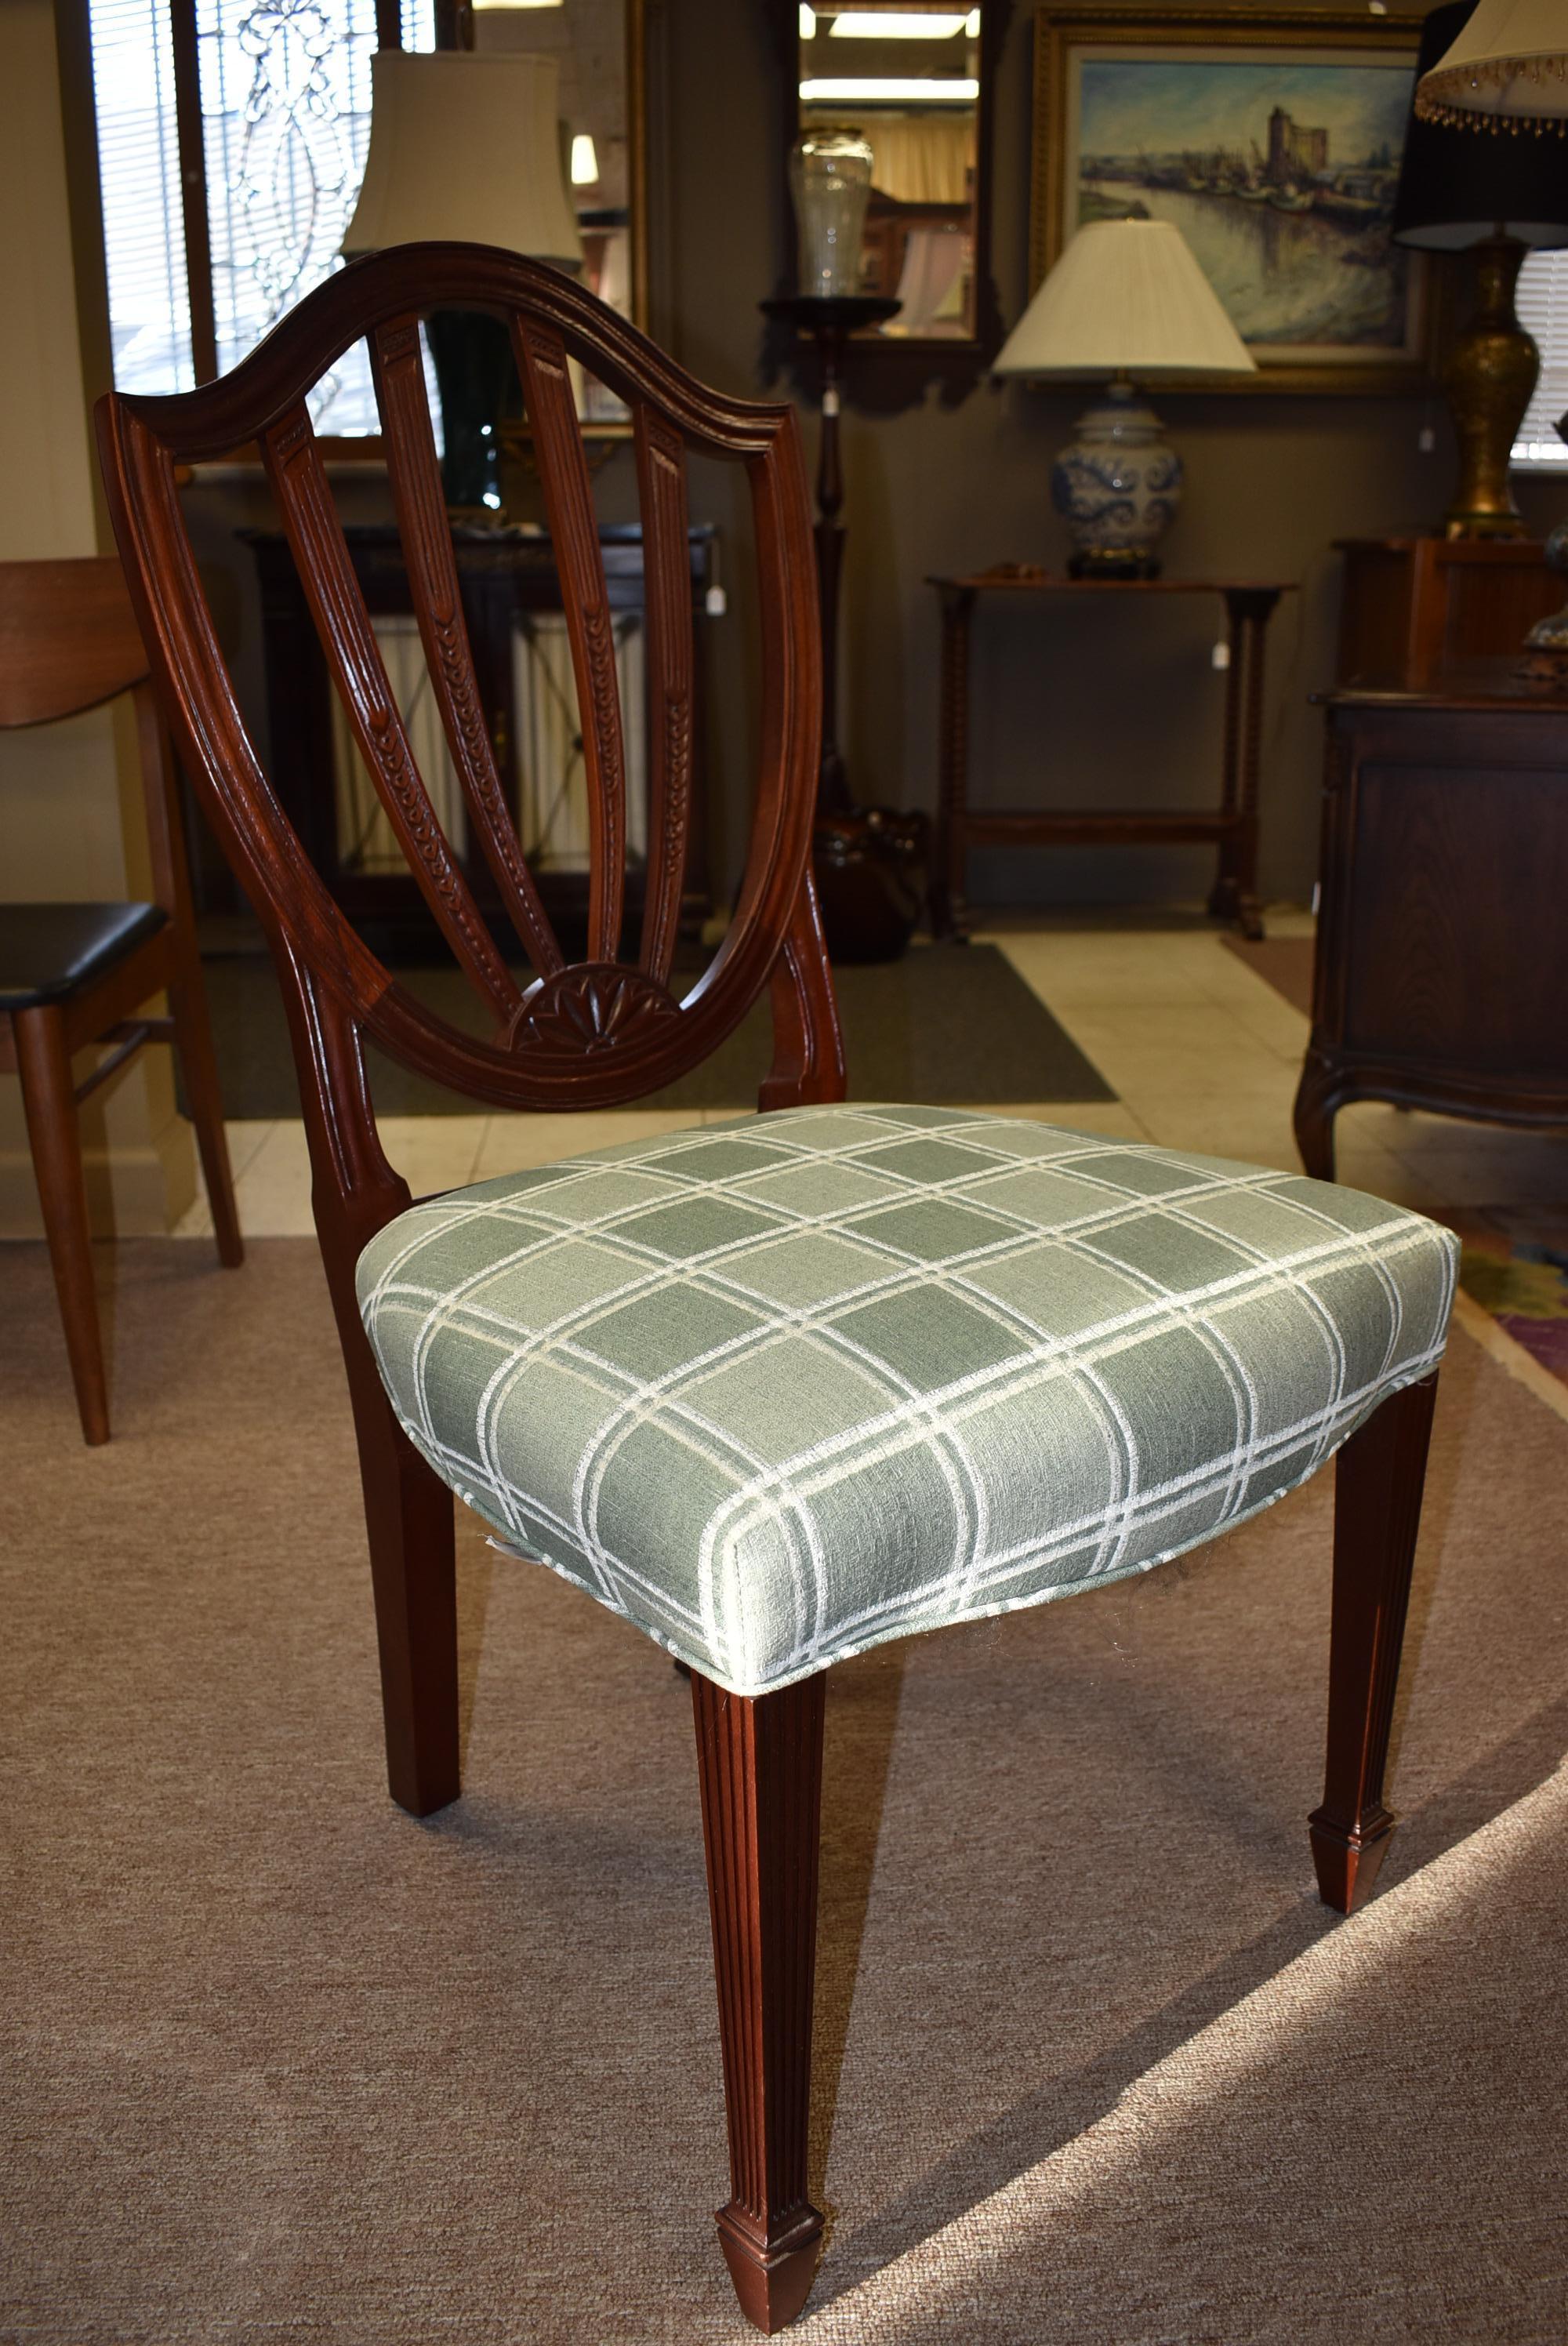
[1293,1050,1340,1183]
[1310,1373,1439,1915]
[691,1669,826,2334]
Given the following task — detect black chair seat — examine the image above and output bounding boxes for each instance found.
[0,902,167,1011]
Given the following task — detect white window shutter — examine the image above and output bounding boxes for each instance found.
[1515,249,1568,469]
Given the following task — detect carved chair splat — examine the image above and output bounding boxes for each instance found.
[370,315,564,982]
[96,242,1454,2333]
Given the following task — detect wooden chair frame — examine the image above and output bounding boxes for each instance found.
[97,245,1438,2333]
[0,556,241,1444]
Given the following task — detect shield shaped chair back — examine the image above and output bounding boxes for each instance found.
[96,243,844,1289]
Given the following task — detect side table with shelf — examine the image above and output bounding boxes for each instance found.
[928,571,1294,942]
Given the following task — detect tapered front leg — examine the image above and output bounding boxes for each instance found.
[691,1669,826,2334]
[349,1373,459,1818]
[14,1005,110,1444]
[1310,1374,1439,1914]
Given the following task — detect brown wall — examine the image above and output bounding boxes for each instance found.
[652,0,1565,913]
[184,0,1568,924]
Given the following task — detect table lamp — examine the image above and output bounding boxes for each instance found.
[993,217,1254,579]
[1392,1,1568,539]
[342,50,583,514]
[1416,0,1568,129]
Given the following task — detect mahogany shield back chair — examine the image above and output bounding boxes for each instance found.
[0,556,241,1444]
[98,246,1457,2333]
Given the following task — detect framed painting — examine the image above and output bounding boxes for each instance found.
[1030,7,1439,393]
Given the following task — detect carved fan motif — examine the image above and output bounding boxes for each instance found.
[506,962,682,1057]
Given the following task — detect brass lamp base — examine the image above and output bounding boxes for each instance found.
[1442,237,1539,540]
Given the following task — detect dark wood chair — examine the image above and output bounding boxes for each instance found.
[0,557,241,1444]
[96,247,1452,2332]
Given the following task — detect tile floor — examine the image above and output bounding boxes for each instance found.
[172,910,1568,1239]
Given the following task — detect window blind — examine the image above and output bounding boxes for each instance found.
[89,0,434,433]
[1515,249,1568,468]
[90,0,194,397]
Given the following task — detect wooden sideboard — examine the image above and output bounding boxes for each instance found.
[1334,536,1562,689]
[1294,671,1568,1179]
[245,521,714,962]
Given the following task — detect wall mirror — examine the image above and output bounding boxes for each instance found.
[468,0,648,343]
[458,0,648,445]
[773,0,1007,395]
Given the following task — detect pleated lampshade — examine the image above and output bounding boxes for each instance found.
[342,51,583,266]
[994,218,1255,377]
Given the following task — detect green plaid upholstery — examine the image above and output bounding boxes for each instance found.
[356,1107,1457,1697]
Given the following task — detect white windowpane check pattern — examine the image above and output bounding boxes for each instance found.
[358,1107,1457,1698]
[1515,249,1568,467]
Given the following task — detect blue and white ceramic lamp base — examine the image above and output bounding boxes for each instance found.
[1051,380,1182,579]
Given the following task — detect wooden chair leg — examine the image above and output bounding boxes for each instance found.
[13,1005,111,1446]
[167,961,243,1267]
[691,1669,826,2335]
[1309,1372,1439,1915]
[347,1375,460,1818]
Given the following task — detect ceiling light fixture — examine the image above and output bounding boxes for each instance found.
[800,74,978,100]
[828,12,967,34]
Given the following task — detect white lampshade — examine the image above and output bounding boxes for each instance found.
[1416,0,1568,129]
[994,218,1256,378]
[341,51,583,266]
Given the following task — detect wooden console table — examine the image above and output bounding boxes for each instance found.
[927,572,1294,942]
[1294,670,1568,1180]
[245,521,714,962]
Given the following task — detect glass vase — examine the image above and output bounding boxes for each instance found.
[789,129,874,300]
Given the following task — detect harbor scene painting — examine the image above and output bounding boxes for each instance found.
[1069,48,1419,361]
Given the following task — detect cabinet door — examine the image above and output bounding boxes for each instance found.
[1337,712,1568,1082]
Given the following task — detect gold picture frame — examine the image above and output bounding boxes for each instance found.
[1029,5,1440,394]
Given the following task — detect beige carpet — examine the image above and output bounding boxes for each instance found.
[2,1240,1565,2345]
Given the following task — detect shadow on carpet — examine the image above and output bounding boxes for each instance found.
[196,942,1113,1119]
[2,1239,1564,2344]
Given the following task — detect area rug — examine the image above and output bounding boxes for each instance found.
[2,1237,1564,2344]
[195,942,1113,1119]
[1450,1207,1568,1395]
[1220,934,1316,1020]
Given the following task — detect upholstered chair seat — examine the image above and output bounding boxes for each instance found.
[358,1106,1456,1698]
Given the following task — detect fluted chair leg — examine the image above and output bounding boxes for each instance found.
[1310,1372,1439,1914]
[691,1669,826,2334]
[167,962,243,1268]
[350,1380,460,1818]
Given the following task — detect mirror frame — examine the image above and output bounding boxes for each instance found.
[767,0,1011,407]
[448,0,649,446]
